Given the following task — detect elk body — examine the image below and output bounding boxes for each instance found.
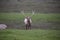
[0,24,7,30]
[24,16,32,30]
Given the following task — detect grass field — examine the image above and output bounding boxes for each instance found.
[0,29,60,40]
[0,13,60,40]
[0,13,60,29]
[0,13,60,22]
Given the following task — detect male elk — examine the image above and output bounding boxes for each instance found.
[24,16,32,30]
[21,10,34,30]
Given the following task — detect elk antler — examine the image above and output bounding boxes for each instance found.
[30,10,35,17]
[21,10,35,17]
[21,10,26,17]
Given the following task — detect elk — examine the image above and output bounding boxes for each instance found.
[21,10,34,30]
[0,24,7,30]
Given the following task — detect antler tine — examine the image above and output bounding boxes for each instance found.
[32,10,34,15]
[30,10,35,17]
[21,10,26,17]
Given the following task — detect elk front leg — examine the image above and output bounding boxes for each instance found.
[26,24,28,30]
[28,24,31,30]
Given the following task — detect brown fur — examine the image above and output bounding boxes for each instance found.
[25,16,31,30]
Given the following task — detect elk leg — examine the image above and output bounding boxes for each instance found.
[26,24,28,30]
[29,26,31,30]
[29,24,31,30]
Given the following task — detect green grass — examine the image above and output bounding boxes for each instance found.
[0,13,60,29]
[0,29,60,40]
[0,13,60,23]
[0,13,60,40]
